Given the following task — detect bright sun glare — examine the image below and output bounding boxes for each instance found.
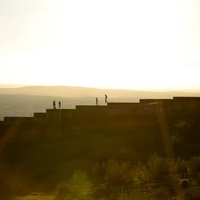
[1,0,200,90]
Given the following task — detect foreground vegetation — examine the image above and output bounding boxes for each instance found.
[14,155,200,200]
[1,116,200,199]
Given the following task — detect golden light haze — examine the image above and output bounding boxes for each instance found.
[1,0,200,90]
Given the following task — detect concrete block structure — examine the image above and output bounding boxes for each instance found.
[0,96,200,141]
[46,109,62,137]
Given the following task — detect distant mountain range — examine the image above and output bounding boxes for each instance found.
[0,85,200,99]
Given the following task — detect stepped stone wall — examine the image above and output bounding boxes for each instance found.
[0,97,200,141]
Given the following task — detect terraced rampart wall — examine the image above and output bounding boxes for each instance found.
[0,97,200,140]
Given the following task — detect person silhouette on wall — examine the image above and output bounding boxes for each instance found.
[59,101,61,109]
[96,97,99,106]
[53,100,56,109]
[105,94,108,103]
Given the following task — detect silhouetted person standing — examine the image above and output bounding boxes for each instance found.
[59,101,61,109]
[105,94,108,103]
[96,97,99,106]
[53,100,56,109]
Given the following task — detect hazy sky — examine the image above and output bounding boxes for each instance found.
[1,0,200,90]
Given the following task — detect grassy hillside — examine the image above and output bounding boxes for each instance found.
[1,115,200,199]
[0,123,162,196]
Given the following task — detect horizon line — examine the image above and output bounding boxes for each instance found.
[0,83,200,92]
